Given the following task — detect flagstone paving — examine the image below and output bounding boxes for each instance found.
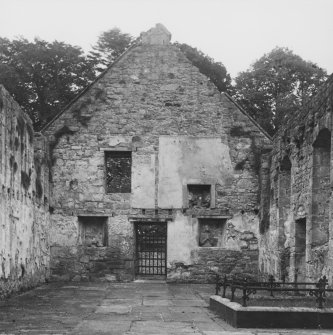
[0,281,333,334]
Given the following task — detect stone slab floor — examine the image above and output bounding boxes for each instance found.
[0,281,333,335]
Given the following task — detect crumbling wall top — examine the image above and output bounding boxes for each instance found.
[141,23,171,45]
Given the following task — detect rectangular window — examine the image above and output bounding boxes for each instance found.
[105,151,132,193]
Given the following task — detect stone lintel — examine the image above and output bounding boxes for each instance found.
[129,216,172,222]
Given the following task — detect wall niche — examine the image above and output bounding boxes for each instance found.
[188,184,211,208]
[198,218,226,247]
[79,216,108,247]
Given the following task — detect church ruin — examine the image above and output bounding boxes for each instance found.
[1,24,332,298]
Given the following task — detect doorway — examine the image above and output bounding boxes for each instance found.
[135,222,167,278]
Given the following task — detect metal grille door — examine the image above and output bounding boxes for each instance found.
[135,223,167,276]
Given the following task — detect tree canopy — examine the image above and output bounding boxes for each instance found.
[234,47,327,135]
[89,28,134,72]
[0,37,96,128]
[174,42,232,93]
[0,31,327,134]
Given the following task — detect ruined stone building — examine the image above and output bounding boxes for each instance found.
[40,24,271,283]
[1,24,332,297]
[0,86,49,297]
[260,75,333,284]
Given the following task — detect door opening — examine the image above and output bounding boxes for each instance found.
[135,222,167,279]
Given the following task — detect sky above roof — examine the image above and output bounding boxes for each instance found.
[0,0,332,78]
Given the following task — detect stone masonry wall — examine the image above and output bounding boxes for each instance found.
[0,85,50,298]
[259,75,333,284]
[43,27,271,282]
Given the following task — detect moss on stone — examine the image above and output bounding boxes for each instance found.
[230,126,251,137]
[21,170,31,190]
[9,155,14,167]
[27,123,34,144]
[16,115,25,139]
[235,159,247,171]
[14,137,19,151]
[250,138,261,175]
[13,162,18,174]
[36,178,43,199]
[49,126,76,166]
[71,98,93,127]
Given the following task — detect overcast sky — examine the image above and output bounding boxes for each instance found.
[0,0,332,78]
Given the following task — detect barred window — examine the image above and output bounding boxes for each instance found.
[105,151,131,193]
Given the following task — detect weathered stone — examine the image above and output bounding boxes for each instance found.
[0,85,50,299]
[39,25,271,282]
[259,75,333,284]
[72,275,81,282]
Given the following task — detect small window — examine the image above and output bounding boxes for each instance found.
[105,151,131,193]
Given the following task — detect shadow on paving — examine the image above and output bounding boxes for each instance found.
[0,281,332,334]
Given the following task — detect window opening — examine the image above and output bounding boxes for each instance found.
[105,151,131,193]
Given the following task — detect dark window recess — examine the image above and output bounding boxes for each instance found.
[79,216,108,247]
[295,218,306,282]
[188,184,211,208]
[105,151,131,193]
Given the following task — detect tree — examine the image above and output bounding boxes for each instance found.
[0,37,97,128]
[234,47,327,135]
[174,42,232,93]
[89,28,134,72]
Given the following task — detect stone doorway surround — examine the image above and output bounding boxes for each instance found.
[135,222,167,279]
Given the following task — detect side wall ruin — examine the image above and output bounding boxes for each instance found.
[259,75,333,283]
[0,86,50,298]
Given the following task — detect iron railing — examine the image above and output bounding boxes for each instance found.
[215,274,333,308]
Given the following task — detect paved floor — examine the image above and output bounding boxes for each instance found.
[0,281,333,335]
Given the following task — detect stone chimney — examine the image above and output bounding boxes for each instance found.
[141,23,171,45]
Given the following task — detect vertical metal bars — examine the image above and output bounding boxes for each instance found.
[135,223,167,276]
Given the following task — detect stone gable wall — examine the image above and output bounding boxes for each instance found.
[259,75,333,283]
[0,86,50,298]
[43,42,271,282]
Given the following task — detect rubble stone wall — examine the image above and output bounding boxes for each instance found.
[0,86,50,298]
[259,75,333,284]
[43,29,271,282]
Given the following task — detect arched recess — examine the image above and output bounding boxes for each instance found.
[278,156,292,280]
[312,128,331,248]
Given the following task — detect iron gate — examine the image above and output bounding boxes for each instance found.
[135,223,167,276]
